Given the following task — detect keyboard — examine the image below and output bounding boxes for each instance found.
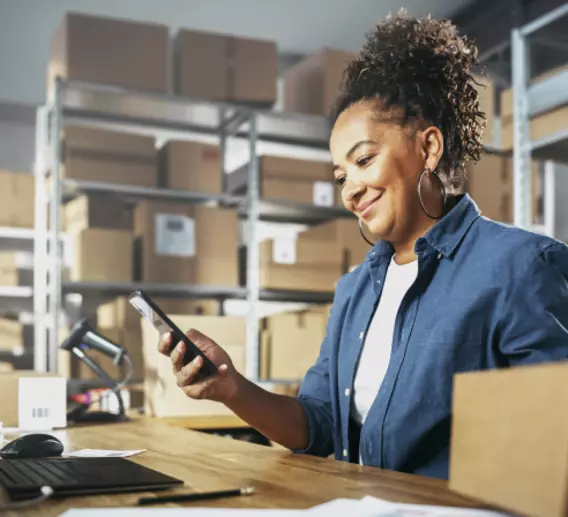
[0,457,183,501]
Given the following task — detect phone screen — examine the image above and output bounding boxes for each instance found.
[129,294,172,335]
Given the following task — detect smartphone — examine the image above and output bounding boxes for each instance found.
[128,290,217,380]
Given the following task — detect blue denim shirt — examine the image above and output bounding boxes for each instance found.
[296,194,568,479]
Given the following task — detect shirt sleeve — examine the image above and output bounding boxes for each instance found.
[498,242,568,365]
[292,276,349,458]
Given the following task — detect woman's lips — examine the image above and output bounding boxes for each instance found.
[357,195,382,219]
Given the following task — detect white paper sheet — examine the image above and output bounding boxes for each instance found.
[58,495,513,517]
[62,449,145,458]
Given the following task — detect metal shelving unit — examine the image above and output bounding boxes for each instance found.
[34,78,352,378]
[511,3,568,229]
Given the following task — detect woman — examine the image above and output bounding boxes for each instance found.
[158,13,568,479]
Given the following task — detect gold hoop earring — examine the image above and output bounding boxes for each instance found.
[417,168,447,220]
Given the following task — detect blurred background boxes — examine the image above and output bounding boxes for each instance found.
[227,156,335,206]
[134,202,238,286]
[64,195,134,235]
[0,171,35,228]
[61,126,157,187]
[260,309,327,380]
[0,318,33,352]
[141,315,246,418]
[49,12,168,94]
[159,141,222,193]
[174,29,277,104]
[283,48,355,117]
[0,252,33,286]
[466,153,540,224]
[70,228,133,282]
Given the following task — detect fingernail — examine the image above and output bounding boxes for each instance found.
[194,356,202,366]
[177,343,184,352]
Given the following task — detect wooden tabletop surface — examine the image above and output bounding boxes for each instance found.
[2,419,484,516]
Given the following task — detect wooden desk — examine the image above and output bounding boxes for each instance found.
[6,420,483,516]
[158,414,249,430]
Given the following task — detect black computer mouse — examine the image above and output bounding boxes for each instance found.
[0,433,64,459]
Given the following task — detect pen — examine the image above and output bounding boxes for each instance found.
[137,486,255,506]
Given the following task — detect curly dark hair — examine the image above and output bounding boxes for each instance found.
[332,12,486,189]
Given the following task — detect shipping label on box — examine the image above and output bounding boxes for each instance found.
[155,213,195,257]
[272,236,297,264]
[313,182,334,207]
[18,377,67,430]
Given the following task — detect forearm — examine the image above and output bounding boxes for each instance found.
[225,373,309,450]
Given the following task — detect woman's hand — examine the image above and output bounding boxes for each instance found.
[158,328,240,404]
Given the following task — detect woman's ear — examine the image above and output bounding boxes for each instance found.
[421,126,444,172]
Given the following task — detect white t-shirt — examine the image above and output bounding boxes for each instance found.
[351,256,418,426]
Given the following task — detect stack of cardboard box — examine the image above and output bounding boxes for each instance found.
[65,195,134,282]
[158,141,222,193]
[466,153,540,224]
[49,12,169,96]
[252,237,343,292]
[0,318,33,355]
[298,218,370,273]
[227,155,336,207]
[173,29,277,105]
[0,171,35,228]
[0,252,33,287]
[141,314,246,418]
[260,307,330,381]
[61,126,158,187]
[134,202,238,286]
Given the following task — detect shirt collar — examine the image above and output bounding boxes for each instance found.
[365,194,481,264]
[422,194,481,257]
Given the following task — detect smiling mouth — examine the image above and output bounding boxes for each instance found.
[357,194,382,219]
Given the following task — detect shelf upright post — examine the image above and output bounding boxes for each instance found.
[245,111,260,381]
[47,78,64,373]
[33,106,50,372]
[511,27,532,229]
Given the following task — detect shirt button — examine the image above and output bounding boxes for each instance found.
[437,253,442,259]
[344,388,350,397]
[343,448,348,458]
[359,331,364,340]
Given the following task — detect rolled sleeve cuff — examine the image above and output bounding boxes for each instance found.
[291,395,334,457]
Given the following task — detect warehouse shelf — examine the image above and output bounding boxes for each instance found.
[62,281,334,304]
[0,227,35,252]
[511,4,568,228]
[60,80,332,150]
[63,179,352,224]
[0,286,33,313]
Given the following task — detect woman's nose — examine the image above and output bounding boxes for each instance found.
[344,182,366,202]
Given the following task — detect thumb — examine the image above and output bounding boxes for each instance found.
[185,328,217,350]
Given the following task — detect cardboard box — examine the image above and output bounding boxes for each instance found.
[260,238,342,267]
[0,252,33,286]
[61,126,157,187]
[134,202,238,285]
[49,12,168,94]
[0,372,66,428]
[70,228,133,282]
[142,315,246,418]
[159,141,221,193]
[65,195,134,235]
[300,218,370,272]
[174,29,277,104]
[450,361,568,517]
[260,311,326,380]
[259,263,341,292]
[97,296,219,329]
[284,48,355,117]
[0,318,33,352]
[465,153,540,224]
[0,170,35,228]
[227,156,336,207]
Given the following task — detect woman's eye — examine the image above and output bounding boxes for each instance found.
[357,156,373,167]
[334,176,346,186]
